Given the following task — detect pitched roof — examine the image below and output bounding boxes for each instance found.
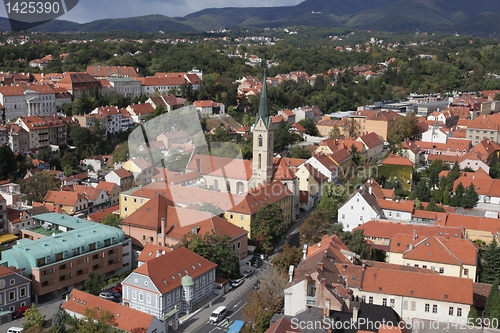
[265,317,300,333]
[86,65,141,78]
[121,194,175,230]
[381,154,413,166]
[186,154,252,181]
[130,247,217,294]
[354,220,463,240]
[400,236,477,266]
[273,158,295,180]
[129,157,153,171]
[128,103,154,115]
[137,244,174,263]
[357,132,384,149]
[96,181,119,194]
[62,289,156,333]
[69,185,105,202]
[446,214,500,235]
[44,190,85,206]
[111,168,133,179]
[361,266,473,304]
[376,199,414,213]
[230,180,293,215]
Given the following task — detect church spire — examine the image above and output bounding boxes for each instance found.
[257,71,270,128]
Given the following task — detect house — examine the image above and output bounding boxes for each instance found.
[0,266,31,324]
[62,289,166,333]
[87,106,125,135]
[0,181,26,207]
[121,247,217,317]
[156,131,189,147]
[401,139,422,165]
[0,84,57,120]
[295,164,327,208]
[465,114,500,145]
[421,123,449,143]
[1,213,132,302]
[126,103,155,122]
[96,181,121,207]
[459,151,490,173]
[316,118,344,137]
[146,94,187,112]
[304,154,338,182]
[277,109,296,124]
[193,100,225,116]
[123,158,155,187]
[445,213,500,243]
[104,77,142,98]
[291,106,322,122]
[138,74,200,96]
[289,123,306,137]
[15,115,78,151]
[65,185,110,214]
[4,124,29,154]
[356,132,385,162]
[386,234,478,280]
[7,207,35,236]
[470,138,500,166]
[353,220,463,249]
[378,154,413,191]
[43,190,89,216]
[55,72,102,99]
[352,265,473,325]
[347,110,400,141]
[121,194,249,259]
[105,168,134,192]
[86,65,142,79]
[337,182,382,232]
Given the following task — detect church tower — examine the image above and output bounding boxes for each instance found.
[249,72,274,188]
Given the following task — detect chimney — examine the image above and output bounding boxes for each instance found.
[353,307,359,323]
[302,244,308,260]
[318,262,324,270]
[368,185,372,195]
[288,265,295,282]
[324,299,331,318]
[161,217,166,245]
[412,230,417,241]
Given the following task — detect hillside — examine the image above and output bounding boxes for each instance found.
[1,0,499,36]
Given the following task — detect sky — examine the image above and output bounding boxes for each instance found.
[1,0,304,24]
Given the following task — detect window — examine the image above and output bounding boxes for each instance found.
[425,303,430,312]
[167,294,171,304]
[449,307,454,315]
[457,308,462,317]
[359,216,363,221]
[237,242,241,249]
[132,291,136,300]
[464,268,469,276]
[258,135,263,147]
[382,298,387,306]
[147,295,151,304]
[20,288,26,297]
[361,296,366,303]
[342,214,345,219]
[411,302,416,311]
[139,294,144,302]
[439,267,445,274]
[202,276,206,285]
[403,301,408,310]
[9,291,14,301]
[433,305,438,313]
[368,296,373,304]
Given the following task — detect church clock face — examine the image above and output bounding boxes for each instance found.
[0,279,5,289]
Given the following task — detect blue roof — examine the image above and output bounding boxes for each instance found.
[0,213,126,276]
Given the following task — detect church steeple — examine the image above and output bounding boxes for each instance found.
[249,71,274,188]
[256,71,270,129]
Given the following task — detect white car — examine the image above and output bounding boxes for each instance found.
[243,270,253,278]
[99,292,115,300]
[230,279,244,288]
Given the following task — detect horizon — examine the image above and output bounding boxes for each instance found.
[0,0,303,25]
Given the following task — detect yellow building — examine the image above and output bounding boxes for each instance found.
[386,234,478,280]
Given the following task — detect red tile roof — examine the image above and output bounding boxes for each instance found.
[186,154,252,181]
[354,220,463,240]
[87,206,119,223]
[62,289,156,332]
[381,154,413,166]
[130,247,217,295]
[137,244,174,263]
[112,168,133,179]
[361,266,473,304]
[86,65,141,78]
[357,132,384,149]
[377,199,414,213]
[44,190,85,206]
[121,194,175,230]
[446,214,500,235]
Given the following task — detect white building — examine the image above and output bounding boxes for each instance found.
[105,77,142,98]
[0,84,57,120]
[303,154,338,182]
[193,100,225,116]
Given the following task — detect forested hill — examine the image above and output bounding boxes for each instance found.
[5,0,500,36]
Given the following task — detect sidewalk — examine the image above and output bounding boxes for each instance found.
[178,265,260,333]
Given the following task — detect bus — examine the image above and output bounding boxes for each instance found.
[228,320,245,333]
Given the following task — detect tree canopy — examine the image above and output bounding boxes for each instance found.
[251,203,287,252]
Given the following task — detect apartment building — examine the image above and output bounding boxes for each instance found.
[15,115,78,150]
[0,84,57,120]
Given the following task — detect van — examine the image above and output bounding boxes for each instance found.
[209,306,227,323]
[7,327,23,333]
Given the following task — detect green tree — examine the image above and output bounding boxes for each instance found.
[251,203,286,252]
[61,152,79,176]
[341,230,370,259]
[271,242,302,275]
[178,233,240,278]
[21,171,61,204]
[317,183,348,219]
[112,142,129,163]
[480,240,500,283]
[77,307,117,333]
[69,125,95,158]
[350,144,361,167]
[83,271,105,296]
[23,304,45,332]
[414,179,431,202]
[467,306,479,327]
[100,214,123,228]
[492,162,500,179]
[426,198,446,212]
[273,122,299,153]
[50,309,67,333]
[484,279,500,321]
[463,183,479,209]
[0,145,16,180]
[387,112,418,144]
[288,145,311,159]
[298,118,320,136]
[299,210,334,245]
[450,182,465,207]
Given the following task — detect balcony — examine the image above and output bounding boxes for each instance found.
[306,295,316,305]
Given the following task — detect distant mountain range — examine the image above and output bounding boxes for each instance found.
[2,0,500,36]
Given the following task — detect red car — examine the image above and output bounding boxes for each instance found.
[112,286,122,294]
[12,305,30,319]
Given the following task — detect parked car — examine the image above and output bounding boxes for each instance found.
[99,292,115,300]
[108,290,121,300]
[247,258,262,268]
[243,269,253,278]
[253,281,260,290]
[255,253,268,261]
[12,305,30,319]
[231,279,244,288]
[112,286,122,294]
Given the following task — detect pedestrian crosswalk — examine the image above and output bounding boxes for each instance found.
[207,319,233,328]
